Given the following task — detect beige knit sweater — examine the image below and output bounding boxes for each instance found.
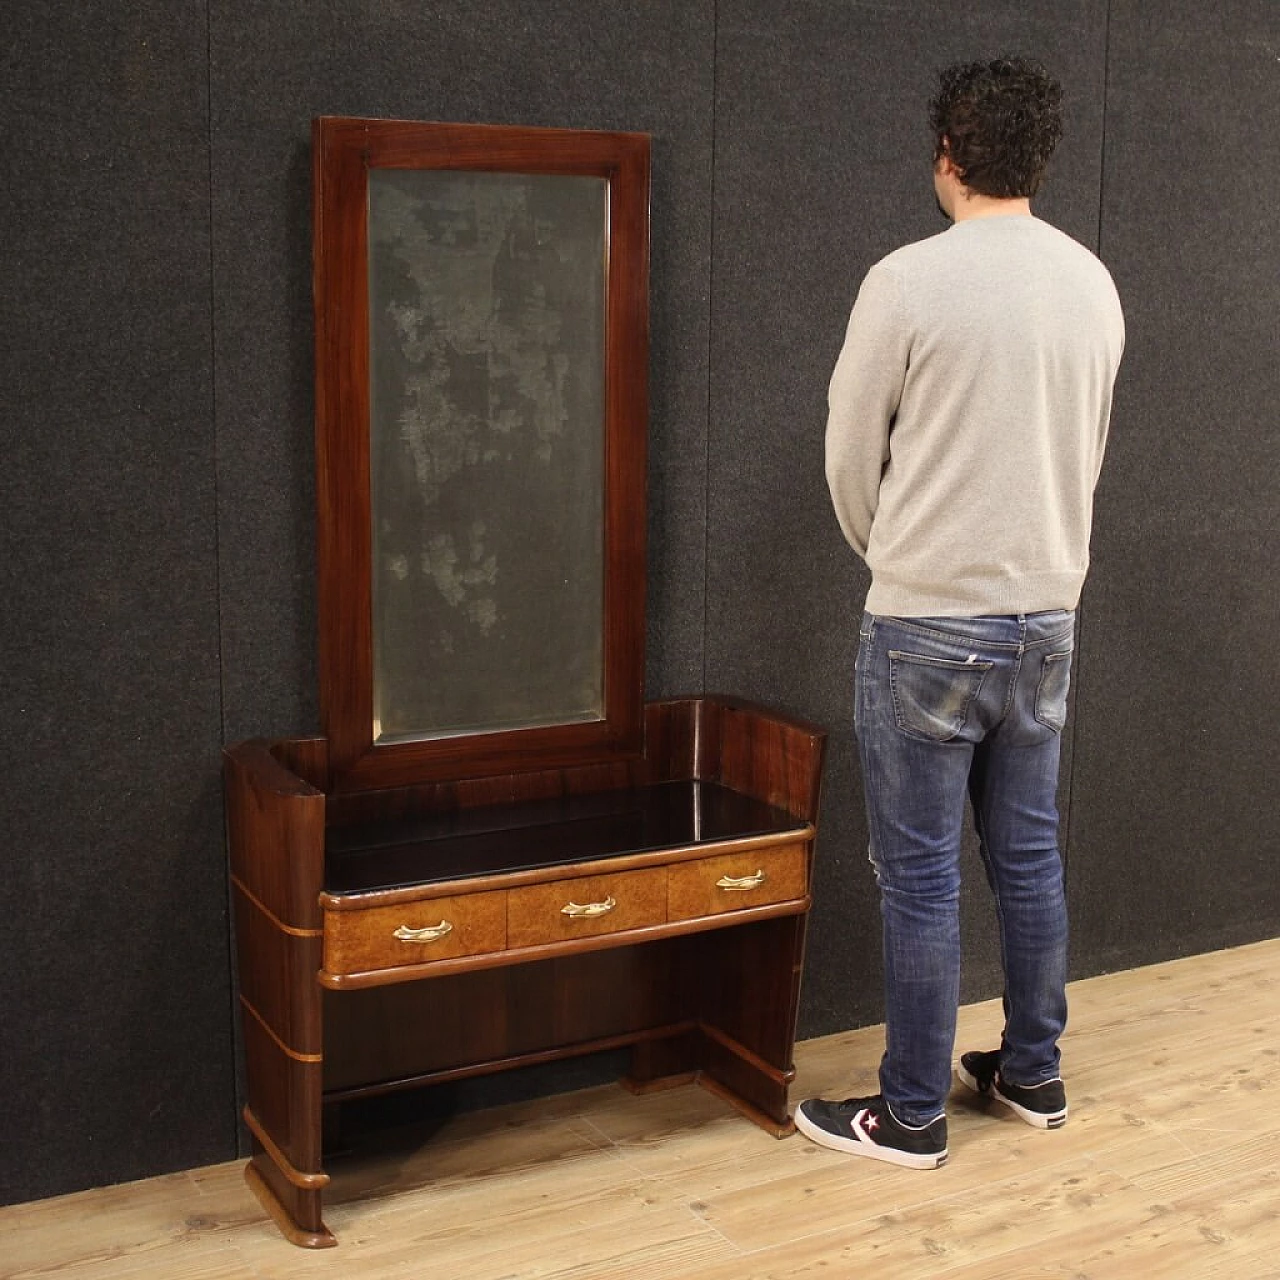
[825,215,1125,617]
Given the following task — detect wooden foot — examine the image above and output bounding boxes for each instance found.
[622,1028,700,1095]
[619,1070,698,1096]
[244,1162,337,1248]
[697,1073,795,1138]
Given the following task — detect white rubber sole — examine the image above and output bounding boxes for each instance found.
[794,1104,948,1169]
[955,1063,1068,1130]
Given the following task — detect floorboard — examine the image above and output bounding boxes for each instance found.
[3,938,1278,1279]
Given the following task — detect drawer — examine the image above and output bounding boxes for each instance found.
[323,890,507,977]
[507,866,668,949]
[668,843,808,922]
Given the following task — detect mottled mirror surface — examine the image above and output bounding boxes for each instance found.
[368,170,607,743]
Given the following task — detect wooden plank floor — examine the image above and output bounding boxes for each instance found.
[4,937,1278,1279]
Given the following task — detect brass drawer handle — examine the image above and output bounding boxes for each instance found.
[561,895,617,919]
[717,870,767,891]
[393,920,454,943]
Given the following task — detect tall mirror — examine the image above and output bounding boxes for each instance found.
[312,119,650,790]
[368,169,608,745]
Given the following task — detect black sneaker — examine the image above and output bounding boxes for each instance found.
[794,1094,948,1169]
[956,1049,1068,1129]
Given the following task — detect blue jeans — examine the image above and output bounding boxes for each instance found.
[854,610,1074,1126]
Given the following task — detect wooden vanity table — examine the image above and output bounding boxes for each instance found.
[225,117,825,1247]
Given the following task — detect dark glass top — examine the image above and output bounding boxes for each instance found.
[323,779,804,896]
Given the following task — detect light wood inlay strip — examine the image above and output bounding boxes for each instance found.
[239,995,324,1063]
[232,875,324,937]
[242,1108,330,1191]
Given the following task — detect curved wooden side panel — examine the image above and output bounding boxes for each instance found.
[667,699,825,1126]
[224,739,327,930]
[638,695,827,822]
[224,739,330,1244]
[696,696,827,824]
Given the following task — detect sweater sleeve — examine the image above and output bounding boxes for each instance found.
[1091,303,1126,491]
[825,262,910,560]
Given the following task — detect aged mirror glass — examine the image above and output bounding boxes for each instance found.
[368,170,608,743]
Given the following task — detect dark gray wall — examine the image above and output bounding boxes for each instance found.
[0,3,231,1203]
[2,0,1276,1205]
[1067,0,1280,969]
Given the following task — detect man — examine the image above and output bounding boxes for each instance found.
[797,57,1125,1169]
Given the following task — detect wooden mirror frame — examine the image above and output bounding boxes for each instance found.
[312,118,650,792]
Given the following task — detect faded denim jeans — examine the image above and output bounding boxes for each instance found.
[854,610,1075,1125]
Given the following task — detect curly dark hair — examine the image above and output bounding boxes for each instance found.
[928,57,1064,198]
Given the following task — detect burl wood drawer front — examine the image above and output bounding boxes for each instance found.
[668,844,808,922]
[506,867,668,949]
[323,891,507,976]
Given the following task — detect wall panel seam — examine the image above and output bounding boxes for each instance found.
[202,0,242,1165]
[1063,0,1114,892]
[701,0,720,693]
[1095,0,1114,259]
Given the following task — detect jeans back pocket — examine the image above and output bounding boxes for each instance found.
[1034,650,1073,732]
[888,650,993,743]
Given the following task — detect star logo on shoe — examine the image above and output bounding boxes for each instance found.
[858,1111,880,1135]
